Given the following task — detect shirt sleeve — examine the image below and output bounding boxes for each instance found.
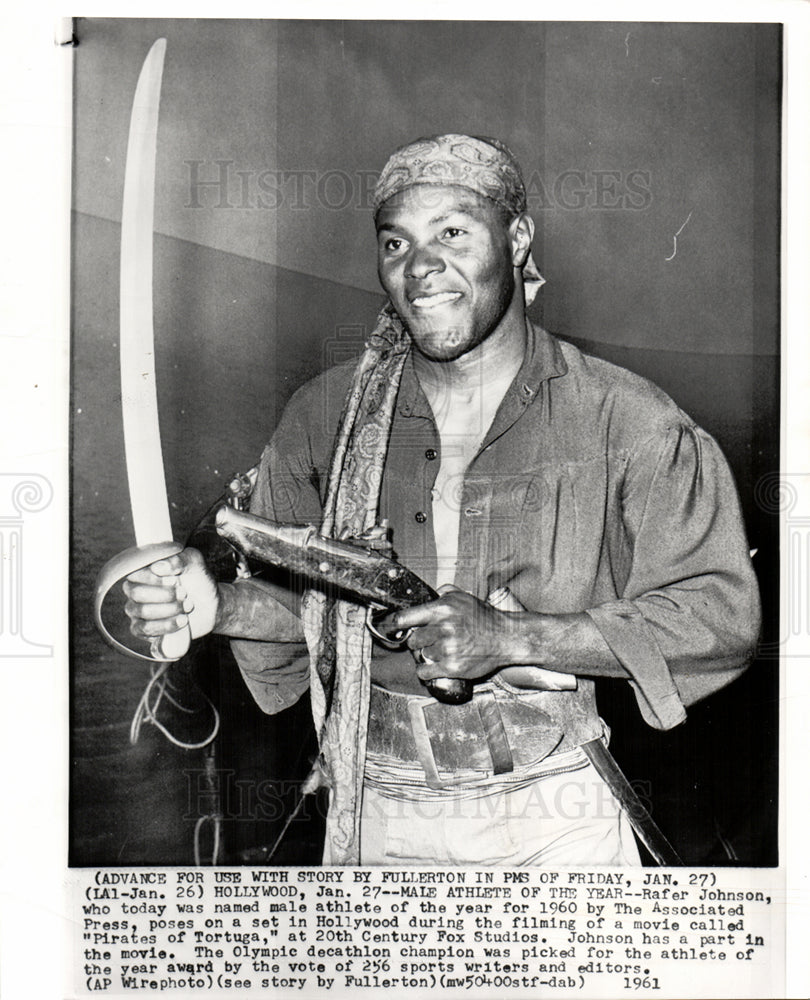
[226,387,327,715]
[585,422,761,730]
[225,575,310,716]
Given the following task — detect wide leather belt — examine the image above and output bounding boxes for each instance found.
[367,683,595,789]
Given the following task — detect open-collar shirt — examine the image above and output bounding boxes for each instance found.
[230,323,760,732]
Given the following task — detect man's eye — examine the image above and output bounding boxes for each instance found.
[443,227,466,239]
[382,237,405,252]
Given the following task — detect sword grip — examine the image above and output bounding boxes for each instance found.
[94,541,192,663]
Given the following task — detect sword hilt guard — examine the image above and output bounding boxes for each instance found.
[94,541,192,663]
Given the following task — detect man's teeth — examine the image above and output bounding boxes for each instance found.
[411,292,460,307]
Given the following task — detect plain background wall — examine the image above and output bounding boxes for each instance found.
[71,19,780,865]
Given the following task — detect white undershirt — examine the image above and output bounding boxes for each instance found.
[421,368,517,589]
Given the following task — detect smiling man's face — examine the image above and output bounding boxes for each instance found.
[376,185,524,363]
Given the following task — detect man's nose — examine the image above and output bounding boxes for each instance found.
[405,243,445,280]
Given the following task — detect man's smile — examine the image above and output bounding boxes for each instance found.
[409,291,463,309]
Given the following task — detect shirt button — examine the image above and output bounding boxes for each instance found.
[425,448,437,461]
[414,511,428,523]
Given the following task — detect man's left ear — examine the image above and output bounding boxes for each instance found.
[510,213,535,269]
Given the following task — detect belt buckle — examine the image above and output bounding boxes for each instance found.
[407,690,515,790]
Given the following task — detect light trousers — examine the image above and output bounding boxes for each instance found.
[324,760,641,866]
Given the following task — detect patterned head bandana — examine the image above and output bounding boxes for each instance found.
[373,133,545,304]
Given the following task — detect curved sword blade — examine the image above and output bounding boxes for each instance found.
[120,38,171,546]
[95,39,189,663]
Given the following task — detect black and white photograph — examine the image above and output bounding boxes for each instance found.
[72,16,779,870]
[4,9,810,1000]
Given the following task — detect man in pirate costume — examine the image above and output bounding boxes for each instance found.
[124,135,760,866]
